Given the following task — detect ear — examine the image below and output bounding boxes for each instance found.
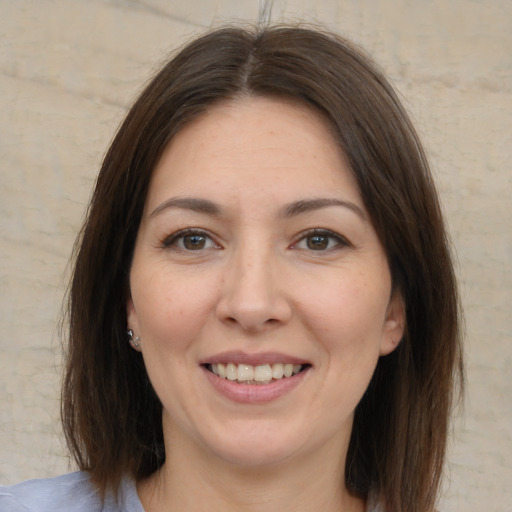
[126,296,142,352]
[379,290,405,356]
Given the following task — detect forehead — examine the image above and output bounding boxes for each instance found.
[144,96,362,212]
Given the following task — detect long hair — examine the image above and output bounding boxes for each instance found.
[62,25,463,512]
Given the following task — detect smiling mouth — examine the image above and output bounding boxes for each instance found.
[205,363,309,384]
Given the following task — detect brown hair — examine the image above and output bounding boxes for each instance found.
[62,25,463,512]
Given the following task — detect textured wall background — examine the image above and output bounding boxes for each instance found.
[1,1,511,510]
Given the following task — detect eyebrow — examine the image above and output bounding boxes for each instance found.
[280,198,367,221]
[149,197,221,218]
[149,196,366,221]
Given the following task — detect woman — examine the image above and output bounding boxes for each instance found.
[0,25,463,512]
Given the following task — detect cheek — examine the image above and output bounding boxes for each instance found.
[299,277,389,340]
[132,268,219,347]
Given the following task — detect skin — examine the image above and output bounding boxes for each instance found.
[127,96,404,512]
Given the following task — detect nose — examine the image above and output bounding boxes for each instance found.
[215,242,292,332]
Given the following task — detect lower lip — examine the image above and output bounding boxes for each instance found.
[202,366,309,404]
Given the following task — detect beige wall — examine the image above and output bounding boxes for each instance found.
[1,1,511,509]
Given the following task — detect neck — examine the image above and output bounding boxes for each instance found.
[138,428,365,512]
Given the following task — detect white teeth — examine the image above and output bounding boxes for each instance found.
[226,363,237,381]
[272,363,284,379]
[209,362,304,383]
[254,364,272,383]
[237,364,255,381]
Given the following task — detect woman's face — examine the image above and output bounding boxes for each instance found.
[127,97,404,469]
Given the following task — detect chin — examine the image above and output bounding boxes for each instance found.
[200,422,306,469]
[215,443,297,469]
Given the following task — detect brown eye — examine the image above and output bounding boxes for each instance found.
[163,229,218,251]
[306,235,330,250]
[183,234,207,250]
[294,229,348,252]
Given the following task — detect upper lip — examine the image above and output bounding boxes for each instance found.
[200,351,310,366]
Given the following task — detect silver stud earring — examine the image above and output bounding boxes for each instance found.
[127,329,141,349]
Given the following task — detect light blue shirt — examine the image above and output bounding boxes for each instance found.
[0,471,381,511]
[0,472,144,512]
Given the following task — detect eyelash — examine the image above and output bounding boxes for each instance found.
[293,229,350,252]
[161,228,350,253]
[162,228,219,251]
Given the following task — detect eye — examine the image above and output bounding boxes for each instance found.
[293,229,349,251]
[163,229,219,251]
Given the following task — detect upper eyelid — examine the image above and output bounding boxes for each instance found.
[162,227,218,247]
[160,227,349,248]
[293,228,350,245]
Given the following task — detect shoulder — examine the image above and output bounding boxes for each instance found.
[0,472,102,511]
[0,472,143,512]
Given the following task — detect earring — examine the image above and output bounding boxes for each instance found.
[127,329,141,349]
